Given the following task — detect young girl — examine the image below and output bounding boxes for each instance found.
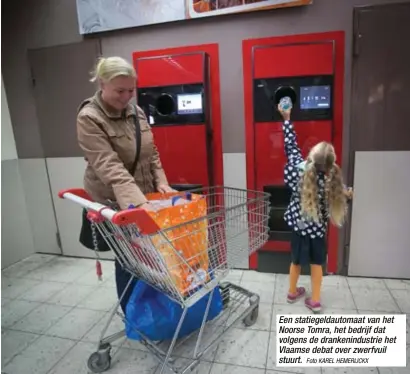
[278,105,352,313]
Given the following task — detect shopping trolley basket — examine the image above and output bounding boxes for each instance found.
[58,186,270,374]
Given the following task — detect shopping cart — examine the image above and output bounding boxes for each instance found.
[58,186,270,374]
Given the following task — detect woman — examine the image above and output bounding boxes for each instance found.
[77,56,174,312]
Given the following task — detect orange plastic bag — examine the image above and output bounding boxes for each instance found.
[143,192,209,296]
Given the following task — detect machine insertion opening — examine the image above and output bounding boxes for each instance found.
[274,86,297,106]
[156,94,176,116]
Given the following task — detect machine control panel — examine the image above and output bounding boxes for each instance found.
[138,83,206,126]
[253,75,334,122]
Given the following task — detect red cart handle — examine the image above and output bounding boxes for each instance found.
[58,188,161,235]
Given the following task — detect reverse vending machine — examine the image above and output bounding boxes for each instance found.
[133,44,223,191]
[242,32,345,274]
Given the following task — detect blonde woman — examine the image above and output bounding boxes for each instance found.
[278,105,352,313]
[77,56,174,312]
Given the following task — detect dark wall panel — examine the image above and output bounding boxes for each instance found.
[28,41,101,158]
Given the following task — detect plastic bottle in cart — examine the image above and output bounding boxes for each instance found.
[279,96,293,111]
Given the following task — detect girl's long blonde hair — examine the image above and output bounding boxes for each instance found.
[300,142,347,227]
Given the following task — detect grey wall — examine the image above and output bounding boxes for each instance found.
[348,151,410,279]
[3,0,410,159]
[1,76,36,268]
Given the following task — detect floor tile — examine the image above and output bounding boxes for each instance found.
[11,303,71,334]
[47,341,96,374]
[23,259,69,277]
[75,268,113,287]
[107,347,159,374]
[82,312,126,346]
[155,358,212,374]
[321,285,356,310]
[384,279,410,291]
[52,256,95,268]
[350,288,400,312]
[26,261,92,283]
[170,322,221,361]
[322,369,378,374]
[347,277,387,289]
[271,304,309,332]
[390,289,410,313]
[1,299,41,328]
[1,329,39,368]
[45,308,106,340]
[357,310,400,315]
[266,371,319,374]
[322,307,358,315]
[2,298,12,307]
[242,270,276,284]
[214,328,269,369]
[77,285,118,311]
[2,261,410,374]
[266,333,318,373]
[46,282,97,307]
[218,269,243,285]
[1,255,55,279]
[240,281,274,304]
[23,253,58,263]
[1,277,41,299]
[322,275,349,288]
[211,363,264,374]
[18,281,66,303]
[103,274,117,288]
[3,335,76,374]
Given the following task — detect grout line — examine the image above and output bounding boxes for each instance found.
[345,277,359,312]
[264,273,276,372]
[382,279,404,314]
[7,302,77,337]
[1,329,43,369]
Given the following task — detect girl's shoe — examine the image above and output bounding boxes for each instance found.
[287,287,306,303]
[305,297,322,313]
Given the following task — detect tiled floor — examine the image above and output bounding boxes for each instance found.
[1,254,410,374]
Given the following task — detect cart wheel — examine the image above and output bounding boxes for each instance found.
[87,349,111,373]
[243,305,259,327]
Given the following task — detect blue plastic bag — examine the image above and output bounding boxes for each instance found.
[125,281,223,341]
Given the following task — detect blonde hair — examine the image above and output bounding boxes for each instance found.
[300,142,347,227]
[90,56,136,83]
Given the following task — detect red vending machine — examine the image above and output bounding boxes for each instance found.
[243,32,345,274]
[133,44,223,192]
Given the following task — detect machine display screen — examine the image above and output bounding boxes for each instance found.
[177,94,203,115]
[300,85,331,110]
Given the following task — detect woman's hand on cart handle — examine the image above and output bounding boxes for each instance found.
[157,184,176,194]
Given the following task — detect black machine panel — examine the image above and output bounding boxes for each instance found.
[253,75,334,122]
[263,185,292,241]
[137,83,206,126]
